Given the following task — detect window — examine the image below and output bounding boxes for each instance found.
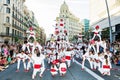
[15,30,16,35]
[6,17,10,23]
[17,31,19,36]
[6,27,9,35]
[6,0,10,4]
[66,10,67,13]
[6,7,10,13]
[12,29,14,36]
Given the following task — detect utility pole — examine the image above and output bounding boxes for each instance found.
[105,0,113,46]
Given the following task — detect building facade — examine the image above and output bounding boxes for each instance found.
[90,0,120,41]
[56,1,83,41]
[0,0,40,44]
[83,19,89,32]
[0,0,27,44]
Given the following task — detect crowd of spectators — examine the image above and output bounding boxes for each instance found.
[0,43,22,71]
[110,41,120,66]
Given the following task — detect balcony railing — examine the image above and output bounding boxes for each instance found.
[12,23,25,31]
[0,33,12,37]
[12,34,24,38]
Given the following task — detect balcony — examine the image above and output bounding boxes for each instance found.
[12,24,25,31]
[3,22,11,27]
[0,33,12,37]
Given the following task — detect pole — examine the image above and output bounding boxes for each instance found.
[105,0,112,46]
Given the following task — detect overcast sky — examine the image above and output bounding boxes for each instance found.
[25,0,89,37]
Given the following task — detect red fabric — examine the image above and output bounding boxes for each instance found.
[64,30,67,33]
[0,60,4,64]
[52,59,59,64]
[55,30,59,35]
[61,67,67,72]
[29,27,33,31]
[50,69,56,72]
[90,40,95,44]
[94,32,98,34]
[65,56,71,60]
[34,64,41,69]
[52,60,56,64]
[30,33,34,35]
[0,59,7,64]
[103,65,110,69]
[61,58,66,62]
[55,59,59,63]
[60,24,64,26]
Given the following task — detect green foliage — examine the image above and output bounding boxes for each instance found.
[15,37,19,42]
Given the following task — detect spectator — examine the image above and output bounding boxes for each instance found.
[7,55,12,64]
[116,57,120,66]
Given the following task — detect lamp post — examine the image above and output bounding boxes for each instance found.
[105,0,113,46]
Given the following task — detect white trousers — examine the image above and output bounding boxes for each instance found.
[66,60,71,67]
[27,59,33,70]
[32,67,45,78]
[17,59,26,70]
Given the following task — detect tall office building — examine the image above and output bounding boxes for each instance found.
[83,19,89,32]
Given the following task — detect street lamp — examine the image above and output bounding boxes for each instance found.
[105,0,113,46]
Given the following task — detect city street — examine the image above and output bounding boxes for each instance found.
[0,59,120,80]
[0,0,120,80]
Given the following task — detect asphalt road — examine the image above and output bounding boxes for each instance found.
[0,58,120,80]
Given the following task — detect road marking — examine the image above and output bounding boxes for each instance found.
[75,60,105,80]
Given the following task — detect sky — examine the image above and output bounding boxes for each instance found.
[25,0,89,38]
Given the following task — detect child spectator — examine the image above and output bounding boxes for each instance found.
[7,55,12,64]
[116,57,120,66]
[0,56,9,69]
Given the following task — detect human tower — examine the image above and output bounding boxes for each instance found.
[81,25,112,76]
[16,26,45,79]
[15,19,75,80]
[15,20,111,80]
